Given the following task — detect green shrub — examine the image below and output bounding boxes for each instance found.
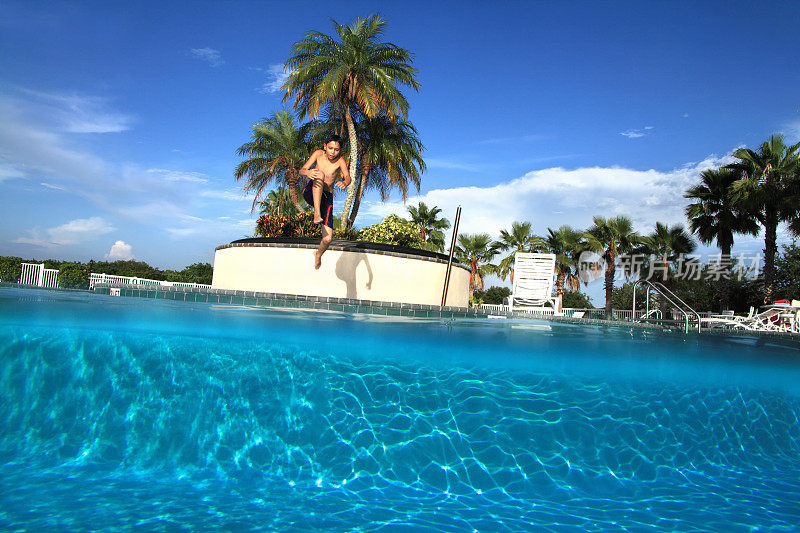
[357,215,424,248]
[256,211,321,238]
[0,256,23,283]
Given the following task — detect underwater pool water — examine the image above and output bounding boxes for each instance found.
[1,287,799,531]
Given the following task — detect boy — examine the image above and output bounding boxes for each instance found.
[299,134,351,269]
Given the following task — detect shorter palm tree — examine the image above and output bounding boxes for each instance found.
[408,202,450,252]
[584,215,641,319]
[455,233,499,296]
[259,186,308,217]
[544,225,585,312]
[494,221,546,283]
[234,111,313,213]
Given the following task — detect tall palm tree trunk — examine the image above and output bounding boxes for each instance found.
[763,208,778,303]
[285,169,305,213]
[604,259,615,319]
[346,158,371,229]
[340,106,359,229]
[719,242,732,311]
[555,271,566,312]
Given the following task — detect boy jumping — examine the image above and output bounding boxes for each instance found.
[299,134,351,269]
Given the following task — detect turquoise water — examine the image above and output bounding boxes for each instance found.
[1,287,799,531]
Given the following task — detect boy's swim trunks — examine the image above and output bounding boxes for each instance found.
[303,181,334,228]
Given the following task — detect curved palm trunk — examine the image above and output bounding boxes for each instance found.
[285,169,305,213]
[346,157,371,229]
[340,106,359,230]
[763,208,778,303]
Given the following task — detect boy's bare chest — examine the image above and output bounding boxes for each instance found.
[315,156,340,179]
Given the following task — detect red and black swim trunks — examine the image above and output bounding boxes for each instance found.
[302,181,334,228]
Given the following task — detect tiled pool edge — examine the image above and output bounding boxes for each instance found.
[4,282,799,341]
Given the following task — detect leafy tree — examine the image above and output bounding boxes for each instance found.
[483,286,511,305]
[773,243,800,302]
[544,225,584,312]
[346,115,425,229]
[283,14,420,224]
[357,214,424,248]
[584,215,641,319]
[455,233,500,296]
[407,202,450,253]
[684,167,759,310]
[561,289,594,309]
[727,134,800,302]
[235,110,314,213]
[259,185,308,217]
[493,221,545,283]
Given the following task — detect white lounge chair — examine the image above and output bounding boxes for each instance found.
[507,252,557,313]
[701,306,791,332]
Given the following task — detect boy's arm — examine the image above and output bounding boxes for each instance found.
[336,158,351,188]
[299,151,323,179]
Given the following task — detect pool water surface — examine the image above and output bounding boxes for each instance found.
[1,287,799,531]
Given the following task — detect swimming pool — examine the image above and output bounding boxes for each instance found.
[1,287,799,531]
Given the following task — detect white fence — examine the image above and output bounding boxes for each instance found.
[89,272,211,290]
[19,263,59,288]
[476,304,656,321]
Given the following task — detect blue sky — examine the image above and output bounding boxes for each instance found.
[1,1,799,302]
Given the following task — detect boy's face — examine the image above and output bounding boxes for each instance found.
[324,141,341,160]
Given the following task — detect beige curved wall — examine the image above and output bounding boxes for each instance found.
[212,244,470,307]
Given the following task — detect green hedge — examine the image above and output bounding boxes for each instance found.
[0,257,213,289]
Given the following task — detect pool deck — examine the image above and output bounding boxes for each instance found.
[4,282,800,342]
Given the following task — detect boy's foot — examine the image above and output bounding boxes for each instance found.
[313,216,323,225]
[314,252,322,270]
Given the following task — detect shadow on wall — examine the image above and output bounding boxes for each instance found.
[335,253,373,299]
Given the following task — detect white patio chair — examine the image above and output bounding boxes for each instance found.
[507,252,557,313]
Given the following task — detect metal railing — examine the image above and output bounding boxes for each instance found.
[89,272,211,291]
[632,280,701,333]
[19,263,59,288]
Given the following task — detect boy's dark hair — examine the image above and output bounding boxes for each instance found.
[325,133,344,146]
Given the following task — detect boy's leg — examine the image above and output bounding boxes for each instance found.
[311,178,323,224]
[314,225,333,270]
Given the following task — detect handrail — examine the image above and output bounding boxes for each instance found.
[632,280,701,333]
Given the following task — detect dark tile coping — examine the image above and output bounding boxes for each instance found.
[216,238,470,271]
[3,282,798,342]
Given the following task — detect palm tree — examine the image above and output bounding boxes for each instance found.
[258,185,307,217]
[684,167,759,309]
[407,202,449,252]
[346,115,426,230]
[726,134,800,302]
[455,233,499,296]
[283,14,421,225]
[544,225,585,312]
[640,222,697,282]
[584,215,641,319]
[493,221,546,283]
[234,111,313,212]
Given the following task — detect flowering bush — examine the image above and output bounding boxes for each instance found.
[357,214,425,248]
[256,212,321,238]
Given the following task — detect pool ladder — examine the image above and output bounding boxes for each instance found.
[632,280,701,333]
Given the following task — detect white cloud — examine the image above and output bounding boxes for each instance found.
[190,47,224,67]
[14,216,115,247]
[106,240,133,260]
[785,119,800,143]
[357,155,735,245]
[644,126,654,130]
[683,113,690,118]
[257,64,290,94]
[425,158,481,172]
[147,168,209,183]
[41,182,66,191]
[17,88,132,133]
[0,160,24,181]
[620,129,646,139]
[199,188,248,201]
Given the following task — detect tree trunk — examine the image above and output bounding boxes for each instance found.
[346,157,371,230]
[340,106,359,228]
[555,271,566,312]
[763,208,778,303]
[285,170,305,213]
[604,253,616,319]
[719,242,732,312]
